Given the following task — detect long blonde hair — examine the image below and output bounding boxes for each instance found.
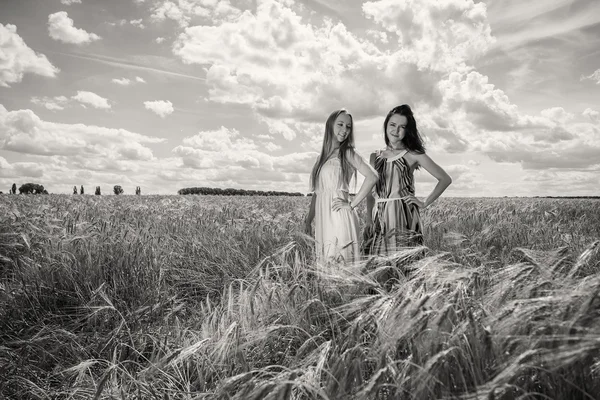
[309,109,357,191]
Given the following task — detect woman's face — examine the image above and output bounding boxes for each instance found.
[386,113,408,147]
[332,113,352,144]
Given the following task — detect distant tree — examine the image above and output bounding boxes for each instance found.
[95,186,101,195]
[19,183,46,194]
[73,186,77,195]
[11,183,17,194]
[114,185,124,195]
[135,186,141,195]
[80,185,84,195]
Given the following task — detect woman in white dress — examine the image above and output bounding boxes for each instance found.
[304,109,378,264]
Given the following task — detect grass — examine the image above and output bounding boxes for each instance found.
[0,194,599,399]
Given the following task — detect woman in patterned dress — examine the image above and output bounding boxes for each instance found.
[304,109,378,264]
[365,105,452,254]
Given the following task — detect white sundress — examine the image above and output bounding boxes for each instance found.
[313,157,360,265]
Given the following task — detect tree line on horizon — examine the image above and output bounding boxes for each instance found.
[2,183,142,195]
[178,186,304,196]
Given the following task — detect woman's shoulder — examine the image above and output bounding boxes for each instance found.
[405,149,427,159]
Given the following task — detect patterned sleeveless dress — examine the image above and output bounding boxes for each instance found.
[368,149,423,254]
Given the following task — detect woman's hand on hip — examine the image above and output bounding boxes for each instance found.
[402,195,425,209]
[332,197,352,212]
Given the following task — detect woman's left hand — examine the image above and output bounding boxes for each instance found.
[402,195,425,209]
[332,197,352,212]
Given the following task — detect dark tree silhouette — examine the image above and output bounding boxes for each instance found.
[80,185,84,195]
[95,186,101,195]
[19,183,47,194]
[177,186,304,196]
[73,186,77,195]
[11,183,16,194]
[114,185,124,195]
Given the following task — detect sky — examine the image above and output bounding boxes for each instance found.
[0,0,599,196]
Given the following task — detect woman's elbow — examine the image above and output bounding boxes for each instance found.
[444,174,453,186]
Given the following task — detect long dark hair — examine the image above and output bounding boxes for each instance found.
[310,109,357,191]
[383,104,426,154]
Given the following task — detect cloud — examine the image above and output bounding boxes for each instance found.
[48,11,101,45]
[151,0,243,27]
[583,108,599,122]
[72,91,111,109]
[173,126,316,175]
[156,37,166,43]
[0,24,59,87]
[112,76,146,85]
[173,1,437,137]
[365,29,388,43]
[31,95,69,111]
[540,107,574,124]
[362,0,495,72]
[580,68,600,84]
[60,0,82,4]
[0,157,45,179]
[172,0,499,143]
[112,77,131,85]
[130,19,145,29]
[144,100,174,117]
[0,105,164,163]
[264,142,281,152]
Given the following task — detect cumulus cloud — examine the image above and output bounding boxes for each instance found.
[48,11,101,45]
[144,100,174,117]
[156,37,166,43]
[135,76,146,83]
[0,156,45,179]
[362,0,495,72]
[60,0,82,4]
[173,0,440,139]
[540,107,574,123]
[72,91,111,109]
[31,95,69,111]
[151,0,243,27]
[173,126,316,175]
[0,24,59,87]
[264,142,282,152]
[0,105,163,162]
[172,0,499,143]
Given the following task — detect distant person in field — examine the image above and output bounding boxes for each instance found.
[304,109,378,264]
[365,104,452,254]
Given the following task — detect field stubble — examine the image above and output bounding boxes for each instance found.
[0,194,599,399]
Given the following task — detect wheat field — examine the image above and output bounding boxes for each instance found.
[1,194,599,399]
